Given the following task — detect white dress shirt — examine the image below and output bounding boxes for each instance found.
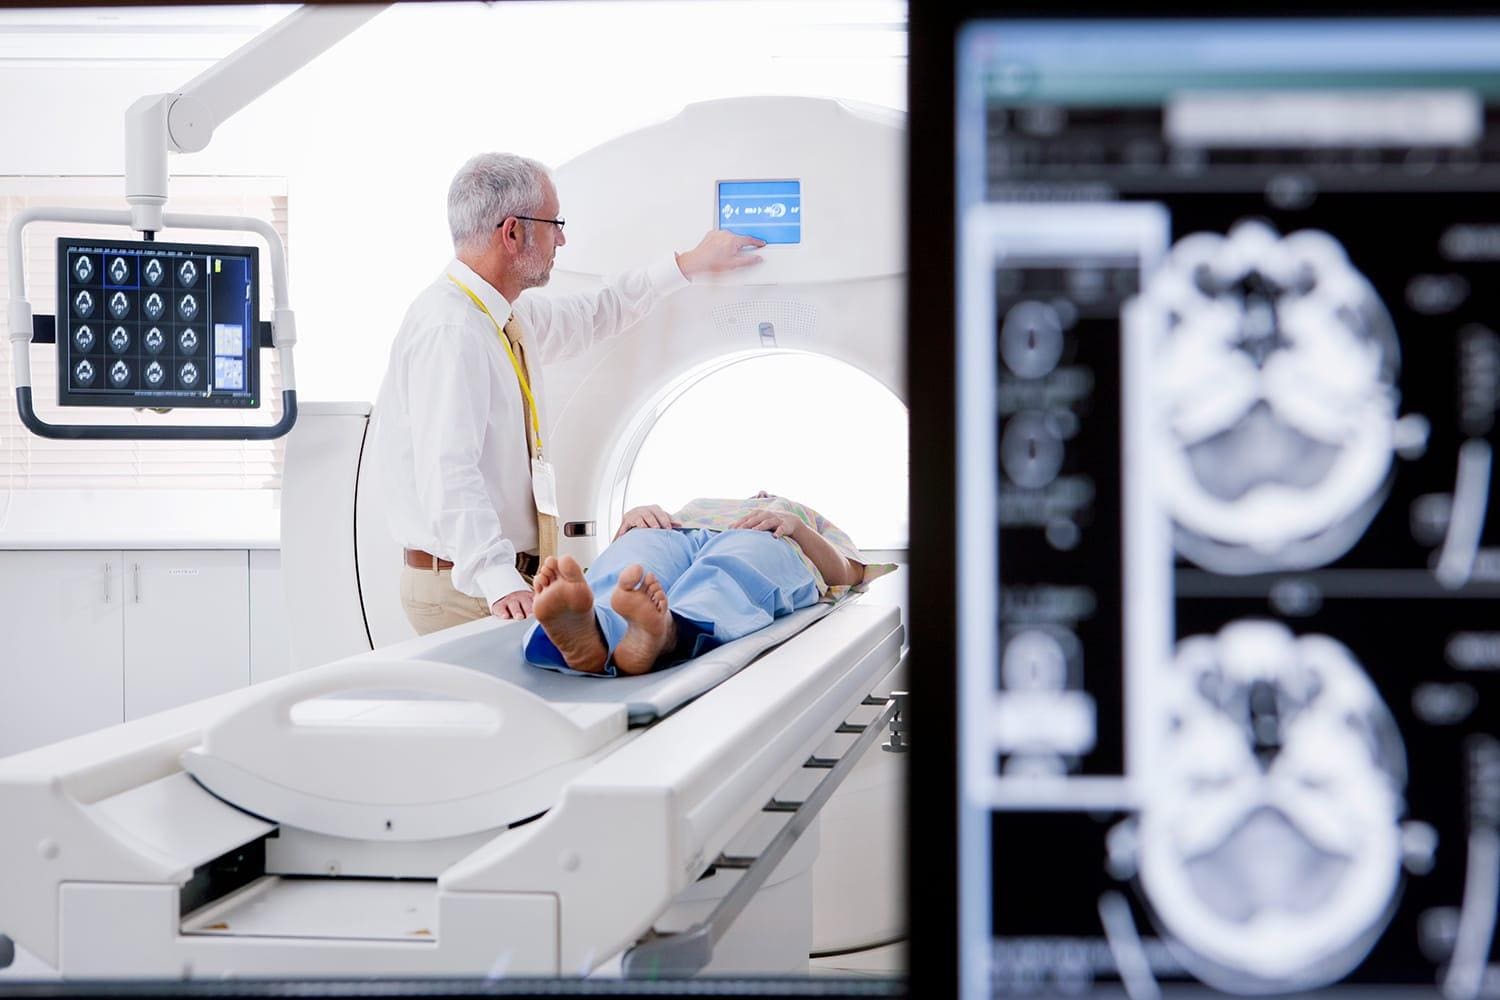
[369,256,689,604]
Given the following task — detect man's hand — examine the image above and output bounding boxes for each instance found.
[676,230,766,278]
[615,504,680,540]
[729,508,802,539]
[491,589,534,620]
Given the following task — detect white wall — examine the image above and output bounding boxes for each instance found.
[0,1,906,403]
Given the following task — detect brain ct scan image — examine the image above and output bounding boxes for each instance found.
[72,359,95,387]
[1135,221,1405,574]
[959,19,1500,999]
[143,292,164,321]
[179,328,199,353]
[108,359,130,387]
[73,290,94,319]
[178,293,198,321]
[144,327,165,355]
[1128,621,1412,993]
[108,256,130,284]
[72,325,94,352]
[143,257,164,286]
[144,360,165,387]
[178,259,198,286]
[1001,300,1067,379]
[108,291,130,319]
[178,360,200,388]
[72,255,93,283]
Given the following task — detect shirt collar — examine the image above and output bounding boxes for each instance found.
[444,258,514,323]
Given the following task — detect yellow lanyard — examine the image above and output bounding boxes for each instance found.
[447,274,543,457]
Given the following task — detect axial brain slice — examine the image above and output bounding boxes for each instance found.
[1138,620,1406,992]
[1141,221,1400,572]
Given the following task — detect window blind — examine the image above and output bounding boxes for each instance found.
[0,177,289,491]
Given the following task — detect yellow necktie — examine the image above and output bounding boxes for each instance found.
[502,313,558,561]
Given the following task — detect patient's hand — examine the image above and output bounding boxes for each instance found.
[730,509,801,539]
[614,504,681,540]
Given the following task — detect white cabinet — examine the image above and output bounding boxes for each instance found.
[0,551,124,757]
[249,549,291,684]
[1,549,265,755]
[123,551,249,721]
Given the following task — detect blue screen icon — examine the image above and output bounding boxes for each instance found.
[717,179,801,245]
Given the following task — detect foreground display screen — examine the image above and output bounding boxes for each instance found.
[955,17,1500,999]
[717,179,802,244]
[57,237,259,408]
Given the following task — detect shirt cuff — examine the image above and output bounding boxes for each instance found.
[654,254,693,291]
[476,563,530,608]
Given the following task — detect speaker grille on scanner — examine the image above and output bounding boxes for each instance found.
[711,300,818,347]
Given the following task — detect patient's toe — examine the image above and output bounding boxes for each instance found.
[611,568,676,675]
[533,556,560,592]
[643,573,667,611]
[558,555,587,583]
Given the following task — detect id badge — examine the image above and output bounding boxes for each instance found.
[531,456,560,517]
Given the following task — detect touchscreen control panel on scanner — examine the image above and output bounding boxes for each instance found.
[718,179,801,245]
[957,18,1500,997]
[57,237,259,408]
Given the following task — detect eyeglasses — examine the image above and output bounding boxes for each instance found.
[502,215,566,231]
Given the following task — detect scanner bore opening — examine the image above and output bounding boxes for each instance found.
[599,350,909,556]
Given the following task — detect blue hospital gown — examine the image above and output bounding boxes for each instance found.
[522,526,820,676]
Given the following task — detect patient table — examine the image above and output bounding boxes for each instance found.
[0,599,904,978]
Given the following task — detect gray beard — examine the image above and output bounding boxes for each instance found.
[519,254,552,290]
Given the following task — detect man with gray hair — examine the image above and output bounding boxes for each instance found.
[369,152,763,634]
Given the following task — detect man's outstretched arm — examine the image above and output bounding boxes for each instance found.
[518,230,767,364]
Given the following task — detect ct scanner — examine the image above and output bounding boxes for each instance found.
[0,97,909,979]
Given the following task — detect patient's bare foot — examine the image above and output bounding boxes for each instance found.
[610,564,677,675]
[533,555,607,673]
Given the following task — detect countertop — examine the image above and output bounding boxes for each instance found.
[0,489,280,549]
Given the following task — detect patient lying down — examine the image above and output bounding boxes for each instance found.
[523,493,888,676]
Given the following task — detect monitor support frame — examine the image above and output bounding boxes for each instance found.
[5,4,386,441]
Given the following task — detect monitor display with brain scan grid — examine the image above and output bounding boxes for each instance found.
[56,236,260,409]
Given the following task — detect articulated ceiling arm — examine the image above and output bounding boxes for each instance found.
[124,3,386,234]
[6,3,387,441]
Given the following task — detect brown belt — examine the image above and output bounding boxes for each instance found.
[404,548,540,577]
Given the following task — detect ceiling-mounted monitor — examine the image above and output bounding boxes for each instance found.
[57,236,260,409]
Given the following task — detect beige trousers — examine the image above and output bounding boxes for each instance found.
[399,565,492,635]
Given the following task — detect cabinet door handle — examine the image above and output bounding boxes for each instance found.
[104,562,112,604]
[133,563,141,604]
